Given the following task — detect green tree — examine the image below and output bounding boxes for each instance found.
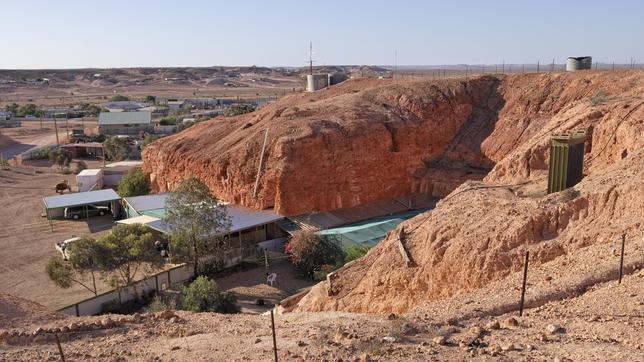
[45,237,100,295]
[117,169,150,197]
[94,224,165,293]
[49,148,72,171]
[79,103,101,116]
[6,103,19,115]
[285,231,345,279]
[224,103,256,117]
[17,103,42,117]
[110,94,130,102]
[181,276,239,313]
[103,136,130,161]
[164,177,231,276]
[145,95,156,104]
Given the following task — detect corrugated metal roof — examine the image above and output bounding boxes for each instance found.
[43,189,120,209]
[123,193,169,213]
[98,111,151,125]
[120,193,283,234]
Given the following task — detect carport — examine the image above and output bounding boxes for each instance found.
[42,189,121,231]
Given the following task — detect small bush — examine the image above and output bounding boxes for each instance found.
[33,147,53,160]
[110,94,130,102]
[589,90,608,106]
[146,294,176,312]
[224,103,256,117]
[344,244,369,263]
[181,276,239,313]
[196,258,226,277]
[159,116,177,125]
[100,291,154,314]
[560,188,580,202]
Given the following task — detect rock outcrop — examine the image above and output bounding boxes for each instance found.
[144,76,501,215]
[292,71,644,313]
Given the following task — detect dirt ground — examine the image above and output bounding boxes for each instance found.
[1,267,641,361]
[0,166,119,309]
[213,257,314,314]
[0,119,95,159]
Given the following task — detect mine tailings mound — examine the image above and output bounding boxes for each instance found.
[144,71,644,313]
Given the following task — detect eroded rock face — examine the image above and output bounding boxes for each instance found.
[291,71,644,314]
[144,76,503,215]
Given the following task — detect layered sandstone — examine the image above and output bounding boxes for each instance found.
[293,71,644,313]
[144,76,501,215]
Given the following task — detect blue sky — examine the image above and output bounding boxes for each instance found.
[1,0,642,69]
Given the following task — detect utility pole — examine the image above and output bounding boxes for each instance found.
[53,117,60,145]
[65,117,70,142]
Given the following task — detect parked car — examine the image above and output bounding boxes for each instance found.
[55,236,81,260]
[64,204,110,220]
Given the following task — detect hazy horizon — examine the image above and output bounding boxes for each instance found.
[1,0,643,69]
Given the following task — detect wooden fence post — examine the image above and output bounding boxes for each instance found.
[618,234,626,284]
[54,333,66,362]
[519,251,529,316]
[270,310,278,362]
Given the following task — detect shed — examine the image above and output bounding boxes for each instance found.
[98,111,152,135]
[76,169,104,192]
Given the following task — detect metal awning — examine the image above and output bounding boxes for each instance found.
[43,189,121,210]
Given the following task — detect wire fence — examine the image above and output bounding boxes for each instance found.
[393,61,642,80]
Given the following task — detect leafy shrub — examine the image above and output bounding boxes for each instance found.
[103,136,130,161]
[224,103,256,117]
[196,258,226,277]
[344,244,369,263]
[285,231,345,279]
[110,94,130,102]
[159,116,177,125]
[49,148,72,171]
[181,276,239,313]
[142,135,160,148]
[589,90,608,106]
[176,120,195,132]
[100,291,155,314]
[146,294,177,312]
[117,169,150,197]
[33,147,53,160]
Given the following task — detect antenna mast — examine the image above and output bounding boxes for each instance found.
[394,49,398,77]
[309,41,313,75]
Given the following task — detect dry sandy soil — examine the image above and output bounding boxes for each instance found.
[1,257,641,361]
[0,167,117,309]
[0,67,303,108]
[0,119,94,159]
